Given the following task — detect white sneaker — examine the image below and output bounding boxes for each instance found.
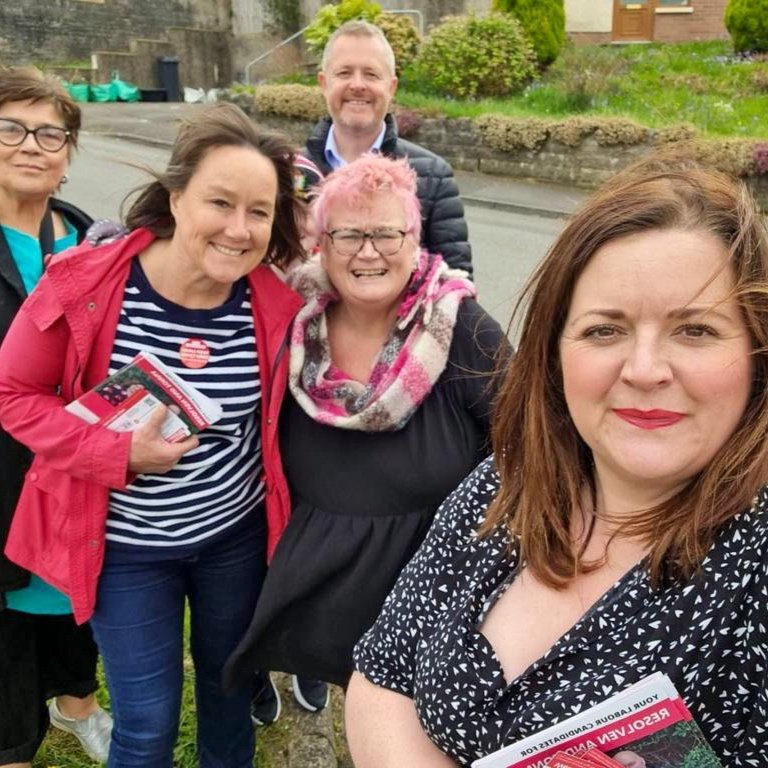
[48,698,112,763]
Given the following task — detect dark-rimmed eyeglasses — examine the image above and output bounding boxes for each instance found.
[325,228,407,257]
[0,117,70,153]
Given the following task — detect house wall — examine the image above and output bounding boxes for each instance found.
[566,0,612,33]
[564,0,729,44]
[653,1,729,43]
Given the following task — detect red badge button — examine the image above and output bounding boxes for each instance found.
[179,338,210,369]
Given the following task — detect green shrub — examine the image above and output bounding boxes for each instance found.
[724,0,768,53]
[375,13,421,74]
[253,84,327,120]
[413,14,537,99]
[492,0,565,66]
[305,0,382,57]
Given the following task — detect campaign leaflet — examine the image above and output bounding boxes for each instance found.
[65,351,223,443]
[472,673,722,768]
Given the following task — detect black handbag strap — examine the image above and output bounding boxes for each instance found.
[39,202,55,258]
[0,203,56,300]
[0,225,25,299]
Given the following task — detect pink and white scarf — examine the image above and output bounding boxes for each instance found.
[288,250,476,431]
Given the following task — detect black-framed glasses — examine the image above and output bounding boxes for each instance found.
[0,117,70,152]
[325,228,407,257]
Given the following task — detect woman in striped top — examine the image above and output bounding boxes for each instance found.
[0,103,305,767]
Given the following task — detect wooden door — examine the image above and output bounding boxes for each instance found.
[612,0,655,42]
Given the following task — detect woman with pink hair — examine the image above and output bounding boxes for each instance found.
[226,154,509,713]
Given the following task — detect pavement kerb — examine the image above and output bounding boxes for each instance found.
[83,129,574,219]
[459,194,572,219]
[84,130,174,149]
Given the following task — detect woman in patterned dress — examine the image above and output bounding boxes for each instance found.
[347,152,768,767]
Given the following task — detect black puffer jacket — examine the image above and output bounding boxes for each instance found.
[305,114,473,277]
[0,198,92,596]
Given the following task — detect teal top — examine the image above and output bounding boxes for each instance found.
[1,221,77,294]
[4,220,79,615]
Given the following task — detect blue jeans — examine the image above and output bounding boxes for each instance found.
[90,517,266,768]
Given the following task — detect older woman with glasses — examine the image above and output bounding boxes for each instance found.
[0,67,111,767]
[226,153,510,714]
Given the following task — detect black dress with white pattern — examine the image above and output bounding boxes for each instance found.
[354,457,768,767]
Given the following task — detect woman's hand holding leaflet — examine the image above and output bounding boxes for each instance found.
[127,405,199,474]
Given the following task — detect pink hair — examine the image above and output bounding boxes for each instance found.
[311,153,422,241]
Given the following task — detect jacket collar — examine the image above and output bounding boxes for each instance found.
[247,264,303,344]
[307,113,399,174]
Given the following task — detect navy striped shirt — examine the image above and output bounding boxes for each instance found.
[106,260,265,547]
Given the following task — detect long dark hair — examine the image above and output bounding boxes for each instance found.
[124,102,304,269]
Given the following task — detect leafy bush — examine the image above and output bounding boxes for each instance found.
[253,84,327,120]
[305,0,382,57]
[412,14,537,99]
[492,0,565,67]
[724,0,768,53]
[376,13,421,74]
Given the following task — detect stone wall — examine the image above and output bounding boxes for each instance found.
[92,28,232,91]
[0,0,225,66]
[232,106,768,211]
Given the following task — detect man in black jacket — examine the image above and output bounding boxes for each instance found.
[304,19,473,276]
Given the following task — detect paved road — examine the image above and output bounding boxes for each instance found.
[67,134,566,328]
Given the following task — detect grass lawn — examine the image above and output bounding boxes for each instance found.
[390,41,768,139]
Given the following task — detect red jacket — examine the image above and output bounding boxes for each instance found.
[0,228,302,622]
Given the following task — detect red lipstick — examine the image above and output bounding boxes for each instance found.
[613,409,685,430]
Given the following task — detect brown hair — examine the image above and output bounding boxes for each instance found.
[481,148,768,588]
[0,65,80,148]
[124,102,305,269]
